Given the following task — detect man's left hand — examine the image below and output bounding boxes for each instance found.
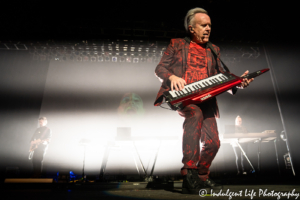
[238,70,254,89]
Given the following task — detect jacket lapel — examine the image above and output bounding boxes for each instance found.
[182,38,190,75]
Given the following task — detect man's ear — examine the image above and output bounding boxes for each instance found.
[188,25,194,33]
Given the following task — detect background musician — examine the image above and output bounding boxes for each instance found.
[29,117,52,178]
[232,115,248,175]
[154,7,253,194]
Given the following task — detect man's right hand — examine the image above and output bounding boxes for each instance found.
[31,140,37,145]
[31,139,41,145]
[169,75,186,91]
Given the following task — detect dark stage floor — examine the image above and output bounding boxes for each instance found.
[1,175,300,200]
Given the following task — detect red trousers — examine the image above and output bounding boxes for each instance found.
[178,103,220,181]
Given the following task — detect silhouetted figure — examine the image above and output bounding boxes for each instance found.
[29,117,51,178]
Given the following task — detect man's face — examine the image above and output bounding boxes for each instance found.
[236,117,242,126]
[118,93,144,116]
[39,119,47,127]
[190,13,211,44]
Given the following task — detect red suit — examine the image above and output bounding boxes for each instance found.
[154,37,236,180]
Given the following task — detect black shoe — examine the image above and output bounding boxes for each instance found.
[182,169,210,194]
[202,178,223,189]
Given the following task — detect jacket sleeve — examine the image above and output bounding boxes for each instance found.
[154,39,176,88]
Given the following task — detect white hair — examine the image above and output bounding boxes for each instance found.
[184,7,208,33]
[235,115,242,125]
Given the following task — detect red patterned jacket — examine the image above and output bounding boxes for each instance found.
[154,37,236,118]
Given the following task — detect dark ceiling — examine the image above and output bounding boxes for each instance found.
[0,0,296,44]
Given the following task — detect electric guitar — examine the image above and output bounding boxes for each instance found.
[28,139,49,160]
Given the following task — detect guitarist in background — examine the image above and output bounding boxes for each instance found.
[30,117,52,178]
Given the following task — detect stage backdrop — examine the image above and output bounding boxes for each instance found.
[38,42,283,176]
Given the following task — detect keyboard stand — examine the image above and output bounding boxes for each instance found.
[99,136,178,182]
[234,140,256,173]
[223,132,279,175]
[99,140,147,181]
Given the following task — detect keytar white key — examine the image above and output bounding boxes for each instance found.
[169,90,177,98]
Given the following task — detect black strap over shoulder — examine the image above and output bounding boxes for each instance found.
[184,36,191,43]
[206,41,237,94]
[206,41,230,73]
[183,37,230,73]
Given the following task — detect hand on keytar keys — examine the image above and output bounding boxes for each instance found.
[238,70,254,89]
[169,75,186,91]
